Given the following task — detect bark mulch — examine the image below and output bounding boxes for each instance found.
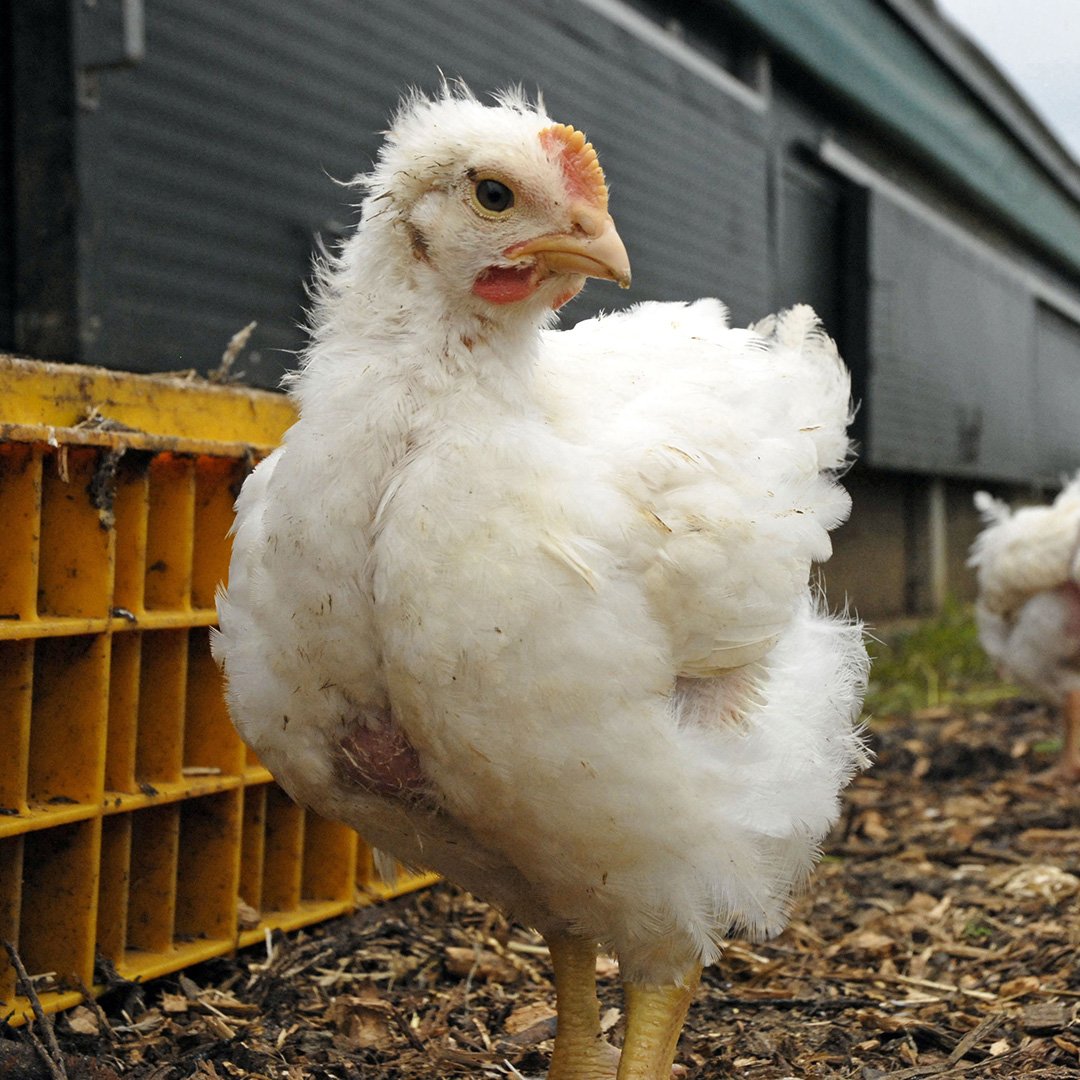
[3,697,1077,1078]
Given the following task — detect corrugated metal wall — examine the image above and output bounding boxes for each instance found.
[724,0,1080,276]
[1034,305,1080,478]
[7,0,1080,491]
[70,0,769,386]
[0,5,12,349]
[865,192,1041,481]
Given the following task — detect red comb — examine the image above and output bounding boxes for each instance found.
[539,123,608,210]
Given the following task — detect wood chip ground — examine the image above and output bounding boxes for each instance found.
[2,697,1077,1078]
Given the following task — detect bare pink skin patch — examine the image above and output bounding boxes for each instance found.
[338,710,427,800]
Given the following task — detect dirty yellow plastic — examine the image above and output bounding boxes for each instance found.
[0,355,438,1025]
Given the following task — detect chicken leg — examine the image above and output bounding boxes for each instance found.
[1058,688,1080,781]
[545,933,697,1080]
[546,933,619,1080]
[616,968,701,1080]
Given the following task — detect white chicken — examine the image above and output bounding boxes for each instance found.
[969,475,1080,782]
[214,86,868,1079]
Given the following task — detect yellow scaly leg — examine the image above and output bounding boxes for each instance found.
[616,966,702,1080]
[546,933,619,1080]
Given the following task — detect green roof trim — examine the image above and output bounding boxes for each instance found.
[723,0,1080,274]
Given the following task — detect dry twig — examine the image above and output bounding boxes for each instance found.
[2,938,70,1080]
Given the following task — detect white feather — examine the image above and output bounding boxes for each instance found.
[969,473,1080,704]
[215,89,868,984]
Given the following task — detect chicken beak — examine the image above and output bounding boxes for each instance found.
[508,212,632,289]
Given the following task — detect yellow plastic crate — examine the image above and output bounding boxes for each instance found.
[0,356,437,1024]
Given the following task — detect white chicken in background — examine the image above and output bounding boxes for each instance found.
[969,476,1080,782]
[214,86,868,1080]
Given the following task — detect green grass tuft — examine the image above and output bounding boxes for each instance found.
[1031,738,1063,754]
[864,600,1014,718]
[961,919,994,942]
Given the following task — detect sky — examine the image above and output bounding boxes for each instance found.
[935,0,1080,163]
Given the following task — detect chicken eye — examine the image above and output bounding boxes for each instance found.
[473,178,515,215]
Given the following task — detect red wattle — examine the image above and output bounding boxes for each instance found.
[472,265,538,304]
